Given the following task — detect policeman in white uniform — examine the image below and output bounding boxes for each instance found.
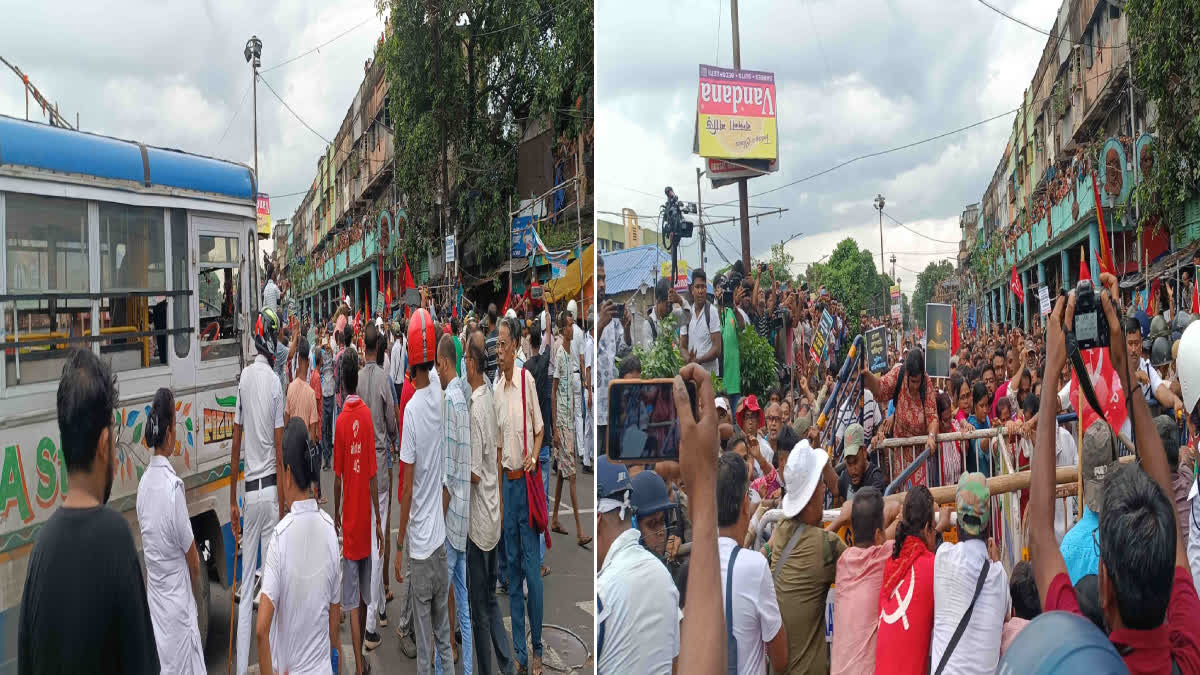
[231,308,286,675]
[257,418,342,675]
[137,388,205,674]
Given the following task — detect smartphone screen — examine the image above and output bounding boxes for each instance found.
[607,379,684,463]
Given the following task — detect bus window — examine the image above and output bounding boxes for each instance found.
[3,193,92,386]
[170,209,191,359]
[199,235,241,361]
[98,203,166,371]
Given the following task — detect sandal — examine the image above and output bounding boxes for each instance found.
[577,535,592,548]
[550,523,568,535]
[541,565,551,577]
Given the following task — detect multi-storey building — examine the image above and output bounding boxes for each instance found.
[965,0,1200,332]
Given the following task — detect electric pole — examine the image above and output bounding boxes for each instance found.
[875,194,886,316]
[244,36,262,185]
[730,0,751,272]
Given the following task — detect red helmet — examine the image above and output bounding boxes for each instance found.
[407,308,438,367]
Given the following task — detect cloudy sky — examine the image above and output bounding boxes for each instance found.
[596,0,1060,294]
[0,0,387,254]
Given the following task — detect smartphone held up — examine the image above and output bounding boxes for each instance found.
[606,378,698,463]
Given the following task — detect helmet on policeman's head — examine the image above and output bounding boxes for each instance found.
[1174,311,1194,334]
[406,308,438,368]
[253,308,280,363]
[1151,336,1173,368]
[996,611,1126,674]
[1178,322,1200,418]
[597,455,632,502]
[1150,315,1170,340]
[631,470,676,523]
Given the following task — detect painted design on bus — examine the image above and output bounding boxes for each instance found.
[113,401,196,482]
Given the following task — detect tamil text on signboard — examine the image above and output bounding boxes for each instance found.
[697,64,778,160]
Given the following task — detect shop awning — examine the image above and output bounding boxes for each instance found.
[545,243,595,303]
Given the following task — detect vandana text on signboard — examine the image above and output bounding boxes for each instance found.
[696,64,778,161]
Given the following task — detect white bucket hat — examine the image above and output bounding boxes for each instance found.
[781,440,829,518]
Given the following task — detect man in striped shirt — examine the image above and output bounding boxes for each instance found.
[437,333,474,671]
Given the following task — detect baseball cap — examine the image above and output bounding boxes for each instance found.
[842,423,865,457]
[781,441,828,518]
[955,472,991,536]
[715,397,731,416]
[792,414,812,438]
[1080,421,1118,513]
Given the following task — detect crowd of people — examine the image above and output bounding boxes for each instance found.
[17,257,597,675]
[596,256,1200,674]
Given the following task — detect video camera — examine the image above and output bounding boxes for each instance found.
[660,187,695,245]
[721,270,743,307]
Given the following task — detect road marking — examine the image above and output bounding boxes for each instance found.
[575,600,594,617]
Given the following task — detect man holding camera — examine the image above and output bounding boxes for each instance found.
[713,272,747,411]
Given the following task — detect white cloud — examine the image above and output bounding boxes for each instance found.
[597,0,1068,294]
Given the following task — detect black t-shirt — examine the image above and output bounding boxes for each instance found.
[837,462,889,501]
[524,351,554,438]
[19,505,159,675]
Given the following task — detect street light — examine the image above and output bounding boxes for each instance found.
[245,36,262,190]
[874,193,886,317]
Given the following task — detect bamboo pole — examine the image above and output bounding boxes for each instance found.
[885,455,1136,506]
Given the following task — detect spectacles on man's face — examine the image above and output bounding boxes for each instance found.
[766,414,781,423]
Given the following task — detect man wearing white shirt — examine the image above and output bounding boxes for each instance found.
[716,452,787,674]
[256,419,340,675]
[680,269,721,374]
[930,473,1009,674]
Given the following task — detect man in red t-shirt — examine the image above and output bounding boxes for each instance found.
[1029,278,1200,675]
[334,356,382,675]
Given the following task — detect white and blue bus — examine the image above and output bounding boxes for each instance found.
[0,114,260,667]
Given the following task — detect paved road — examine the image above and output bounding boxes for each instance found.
[205,462,595,674]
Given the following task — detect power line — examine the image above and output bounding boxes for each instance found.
[973,0,1126,49]
[257,73,332,144]
[216,82,252,146]
[882,211,961,244]
[260,17,376,74]
[804,0,833,83]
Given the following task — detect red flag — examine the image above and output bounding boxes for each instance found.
[1069,347,1128,438]
[399,256,416,294]
[1090,169,1116,276]
[1192,279,1199,315]
[1010,266,1025,303]
[951,305,960,353]
[1078,245,1091,283]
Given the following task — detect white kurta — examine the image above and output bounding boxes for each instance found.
[137,455,205,674]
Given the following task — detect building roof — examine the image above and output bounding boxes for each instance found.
[0,114,255,201]
[602,244,673,296]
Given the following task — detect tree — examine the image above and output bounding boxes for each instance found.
[374,0,593,268]
[911,260,955,329]
[1127,0,1200,226]
[901,292,912,331]
[803,238,891,336]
